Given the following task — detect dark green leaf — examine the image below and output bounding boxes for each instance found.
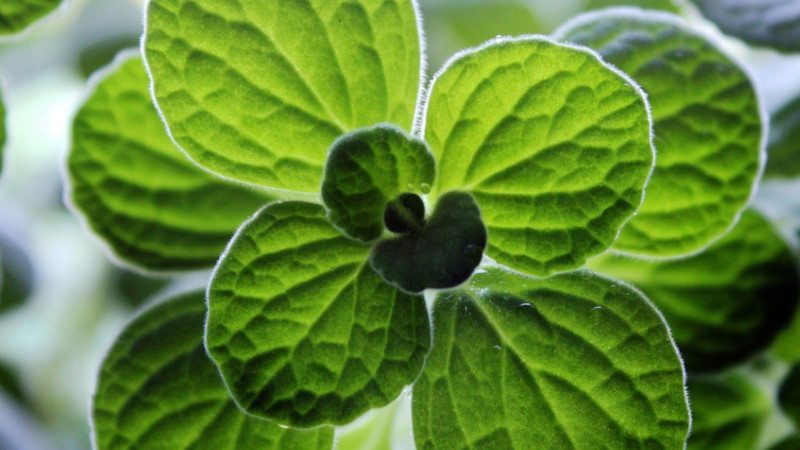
[691,0,800,52]
[555,8,764,257]
[92,290,334,450]
[0,0,62,36]
[779,364,800,428]
[206,201,431,427]
[0,233,34,314]
[590,210,800,372]
[768,435,800,450]
[765,93,800,178]
[412,268,689,449]
[369,191,486,293]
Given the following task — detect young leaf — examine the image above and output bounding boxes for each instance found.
[370,191,486,293]
[206,201,431,427]
[91,290,334,450]
[412,268,689,449]
[321,124,435,242]
[590,210,799,372]
[143,0,423,192]
[555,9,764,257]
[779,364,800,428]
[687,374,770,449]
[422,36,653,277]
[0,0,62,36]
[67,51,274,272]
[691,0,800,52]
[765,93,800,178]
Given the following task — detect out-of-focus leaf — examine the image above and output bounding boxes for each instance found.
[691,0,800,52]
[765,94,800,178]
[768,435,800,450]
[779,364,800,428]
[412,268,689,449]
[0,360,25,408]
[591,210,800,372]
[92,290,334,450]
[0,84,5,175]
[0,0,62,37]
[772,307,800,362]
[0,234,35,314]
[556,9,764,257]
[334,395,412,450]
[108,268,170,309]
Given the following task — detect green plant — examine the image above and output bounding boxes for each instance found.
[2,0,800,449]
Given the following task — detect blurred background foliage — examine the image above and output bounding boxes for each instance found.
[1,0,799,448]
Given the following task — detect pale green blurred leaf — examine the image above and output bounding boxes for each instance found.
[0,85,5,175]
[334,396,411,450]
[765,93,800,178]
[691,0,800,52]
[779,364,800,428]
[0,234,34,314]
[0,0,62,36]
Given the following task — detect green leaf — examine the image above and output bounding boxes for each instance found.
[321,124,435,242]
[691,0,800,52]
[0,233,34,315]
[687,374,770,450]
[412,268,689,449]
[555,9,764,257]
[0,0,62,36]
[779,364,800,428]
[334,396,411,450]
[206,201,431,427]
[769,435,800,450]
[91,290,334,450]
[423,36,653,277]
[772,308,800,362]
[585,0,679,13]
[370,191,486,293]
[590,210,799,372]
[67,51,274,272]
[0,84,5,175]
[765,93,800,178]
[143,0,422,192]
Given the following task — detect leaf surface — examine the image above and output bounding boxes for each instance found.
[691,0,800,52]
[765,93,800,178]
[143,0,422,192]
[590,210,799,372]
[779,364,800,428]
[0,234,34,314]
[423,36,653,276]
[555,9,764,257]
[0,85,5,175]
[412,268,689,449]
[206,201,431,427]
[67,52,273,271]
[0,0,61,36]
[92,290,334,450]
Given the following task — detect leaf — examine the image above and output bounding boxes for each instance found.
[143,0,422,192]
[321,124,435,242]
[422,36,653,277]
[769,435,800,450]
[412,268,689,449]
[0,84,5,175]
[67,51,274,272]
[765,93,800,178]
[0,0,62,36]
[91,290,334,450]
[0,233,35,315]
[206,201,431,427]
[370,191,486,293]
[779,364,800,428]
[590,210,800,372]
[555,9,764,257]
[333,395,412,450]
[585,0,679,13]
[686,373,770,450]
[691,0,800,52]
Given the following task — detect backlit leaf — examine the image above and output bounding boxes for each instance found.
[422,36,653,277]
[143,0,422,192]
[555,9,764,257]
[779,364,800,428]
[412,268,689,449]
[0,0,62,36]
[590,210,799,372]
[206,201,431,427]
[92,290,334,450]
[691,0,800,52]
[67,51,273,271]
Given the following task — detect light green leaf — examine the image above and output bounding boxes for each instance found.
[585,0,679,13]
[555,9,764,257]
[0,0,62,36]
[590,210,799,372]
[143,0,422,192]
[412,268,689,449]
[67,51,274,272]
[779,364,800,428]
[321,124,435,242]
[772,307,800,362]
[423,36,653,277]
[334,395,412,450]
[370,191,486,293]
[691,0,800,52]
[765,93,800,178]
[687,374,770,450]
[92,290,334,450]
[206,201,431,427]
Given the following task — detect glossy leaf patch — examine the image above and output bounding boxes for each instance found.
[779,364,800,428]
[143,0,422,192]
[590,210,799,372]
[370,191,486,293]
[206,201,431,427]
[691,0,800,52]
[687,374,770,450]
[321,124,435,242]
[412,269,689,449]
[555,9,764,257]
[92,290,334,450]
[0,0,62,36]
[765,93,800,178]
[423,36,653,277]
[67,52,273,271]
